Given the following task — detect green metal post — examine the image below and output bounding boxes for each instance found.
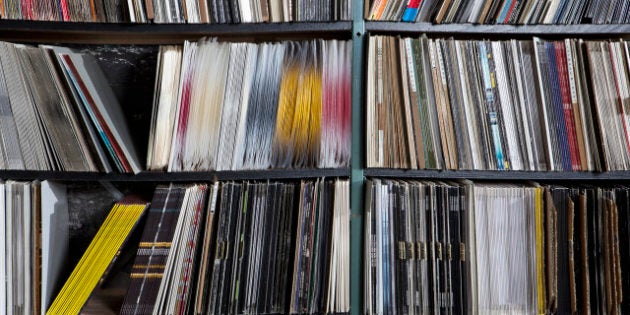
[351,0,365,313]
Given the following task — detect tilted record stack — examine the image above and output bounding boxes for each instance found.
[365,179,630,314]
[0,0,351,22]
[46,196,150,315]
[367,0,630,24]
[147,38,352,172]
[120,179,350,315]
[0,41,141,173]
[366,35,630,172]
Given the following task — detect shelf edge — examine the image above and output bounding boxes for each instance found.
[0,169,352,182]
[364,168,630,181]
[365,22,630,37]
[0,20,353,44]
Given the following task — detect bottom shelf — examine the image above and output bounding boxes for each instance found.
[16,178,352,314]
[365,178,627,314]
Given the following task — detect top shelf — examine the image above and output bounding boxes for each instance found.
[0,20,353,44]
[366,22,630,38]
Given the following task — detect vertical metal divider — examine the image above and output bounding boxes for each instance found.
[350,0,365,313]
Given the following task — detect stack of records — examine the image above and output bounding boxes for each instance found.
[120,178,350,314]
[0,0,140,22]
[366,35,630,171]
[365,179,630,314]
[0,0,351,22]
[365,179,469,315]
[152,0,352,22]
[123,183,209,315]
[367,0,630,24]
[0,181,69,315]
[0,41,141,173]
[148,38,352,172]
[46,194,149,315]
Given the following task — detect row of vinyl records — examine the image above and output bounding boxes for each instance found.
[28,178,349,315]
[148,38,351,171]
[0,38,351,173]
[365,179,630,315]
[367,0,629,24]
[0,0,351,23]
[367,35,630,171]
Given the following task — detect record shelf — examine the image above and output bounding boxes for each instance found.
[360,11,630,315]
[0,6,365,315]
[3,0,630,313]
